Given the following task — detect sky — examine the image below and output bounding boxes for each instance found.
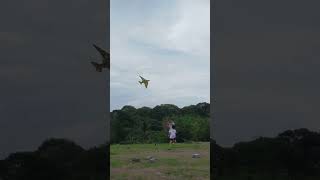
[110,0,210,111]
[213,0,320,147]
[0,0,109,158]
[2,0,320,157]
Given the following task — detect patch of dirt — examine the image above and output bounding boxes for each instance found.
[111,168,168,180]
[157,149,209,158]
[111,167,209,180]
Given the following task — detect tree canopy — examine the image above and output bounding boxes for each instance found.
[110,102,210,144]
[213,128,320,179]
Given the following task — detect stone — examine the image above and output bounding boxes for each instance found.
[145,156,153,160]
[148,158,157,163]
[192,153,200,158]
[131,158,140,162]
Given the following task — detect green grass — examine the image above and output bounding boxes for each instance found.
[111,142,210,180]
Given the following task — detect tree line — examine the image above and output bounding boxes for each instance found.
[212,128,320,179]
[0,138,108,180]
[110,102,210,144]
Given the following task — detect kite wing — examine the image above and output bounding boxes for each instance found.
[144,80,149,88]
[93,44,110,63]
[139,76,146,81]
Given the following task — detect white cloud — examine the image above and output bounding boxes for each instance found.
[110,0,210,110]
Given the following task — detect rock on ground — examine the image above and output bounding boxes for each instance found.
[131,158,140,162]
[192,153,200,158]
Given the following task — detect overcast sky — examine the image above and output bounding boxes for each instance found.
[110,0,210,110]
[213,0,320,147]
[0,0,108,159]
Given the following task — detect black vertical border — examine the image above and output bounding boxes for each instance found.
[210,0,216,179]
[106,0,111,179]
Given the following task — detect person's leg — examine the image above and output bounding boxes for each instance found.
[168,139,173,150]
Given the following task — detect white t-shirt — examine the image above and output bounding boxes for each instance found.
[169,128,176,139]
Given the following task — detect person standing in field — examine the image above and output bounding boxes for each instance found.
[168,124,177,144]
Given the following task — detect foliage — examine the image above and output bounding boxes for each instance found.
[111,102,210,144]
[214,128,320,179]
[0,138,108,180]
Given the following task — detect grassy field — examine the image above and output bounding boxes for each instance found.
[110,142,210,180]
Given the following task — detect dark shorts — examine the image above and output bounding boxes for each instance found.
[170,138,176,141]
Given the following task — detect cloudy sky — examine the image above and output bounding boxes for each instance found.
[110,0,210,110]
[213,0,320,147]
[0,0,108,158]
